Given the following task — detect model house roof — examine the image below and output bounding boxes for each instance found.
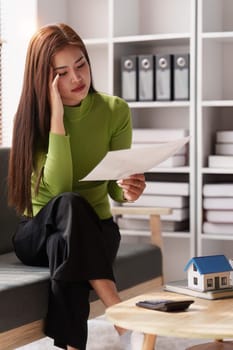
[184,255,233,274]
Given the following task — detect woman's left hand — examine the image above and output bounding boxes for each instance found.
[117,173,146,202]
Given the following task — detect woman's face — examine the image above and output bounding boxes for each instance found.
[52,45,91,106]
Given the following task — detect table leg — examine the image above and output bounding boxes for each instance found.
[142,333,156,350]
[185,340,233,350]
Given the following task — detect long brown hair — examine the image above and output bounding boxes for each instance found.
[8,23,96,216]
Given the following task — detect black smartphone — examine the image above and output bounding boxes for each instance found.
[136,299,194,312]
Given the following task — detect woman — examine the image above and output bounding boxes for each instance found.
[8,23,145,350]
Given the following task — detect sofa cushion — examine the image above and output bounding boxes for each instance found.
[0,240,162,332]
[0,252,49,333]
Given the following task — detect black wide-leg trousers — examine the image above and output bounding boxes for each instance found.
[13,192,121,350]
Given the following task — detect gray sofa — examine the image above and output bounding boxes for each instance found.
[0,147,163,349]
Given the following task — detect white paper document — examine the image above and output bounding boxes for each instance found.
[81,137,189,181]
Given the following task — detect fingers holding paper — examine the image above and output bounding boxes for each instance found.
[117,173,146,202]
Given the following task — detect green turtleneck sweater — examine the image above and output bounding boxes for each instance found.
[31,92,132,219]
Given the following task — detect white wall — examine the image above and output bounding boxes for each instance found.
[37,0,67,27]
[1,0,67,146]
[1,0,37,145]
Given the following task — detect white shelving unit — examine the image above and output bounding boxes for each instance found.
[68,0,196,282]
[37,0,196,282]
[197,0,233,259]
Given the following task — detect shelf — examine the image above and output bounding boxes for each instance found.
[84,38,109,47]
[202,168,233,174]
[202,100,233,107]
[147,167,190,174]
[201,234,233,241]
[113,33,191,46]
[119,229,190,239]
[202,32,233,42]
[162,232,190,238]
[129,101,190,109]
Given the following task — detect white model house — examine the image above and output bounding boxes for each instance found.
[184,255,233,291]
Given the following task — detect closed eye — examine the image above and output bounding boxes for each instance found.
[58,71,67,77]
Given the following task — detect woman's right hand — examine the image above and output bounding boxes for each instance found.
[49,68,66,135]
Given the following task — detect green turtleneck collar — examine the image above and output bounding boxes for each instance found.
[64,93,94,121]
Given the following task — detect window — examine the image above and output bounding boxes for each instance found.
[193,277,198,285]
[193,264,197,271]
[221,276,227,286]
[207,278,213,288]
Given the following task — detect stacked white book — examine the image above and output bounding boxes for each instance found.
[208,131,233,168]
[132,128,189,168]
[119,181,190,232]
[203,183,233,235]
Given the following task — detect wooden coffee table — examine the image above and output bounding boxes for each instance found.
[105,289,233,350]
